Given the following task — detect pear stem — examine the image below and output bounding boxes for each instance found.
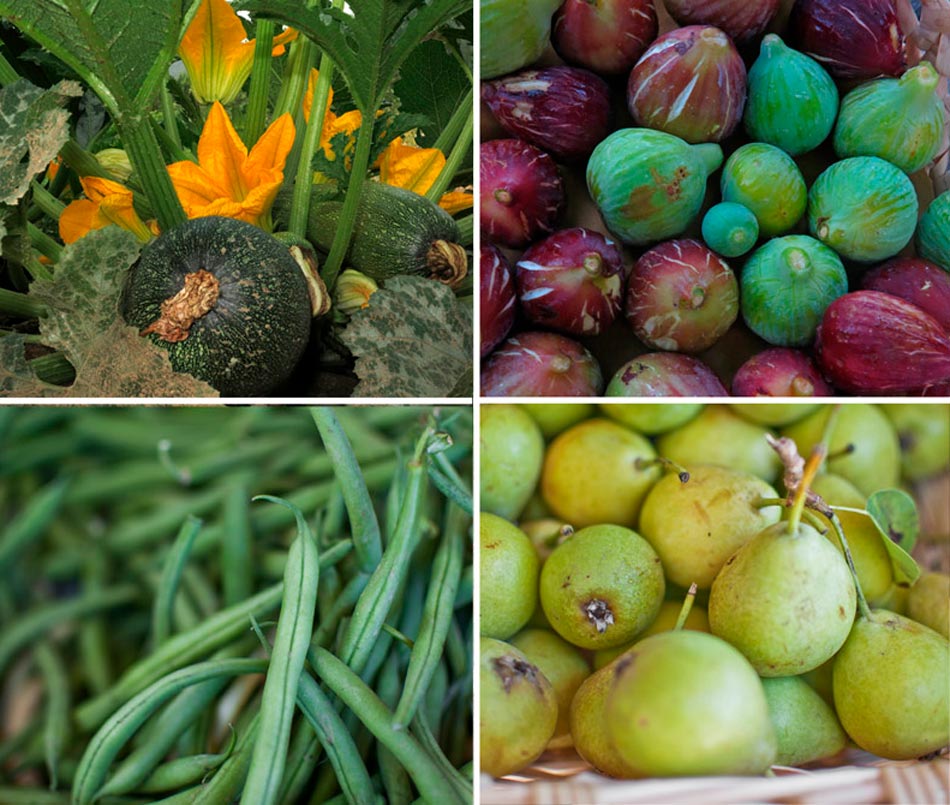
[827,512,872,620]
[635,456,690,483]
[539,524,574,549]
[673,583,698,631]
[787,449,822,535]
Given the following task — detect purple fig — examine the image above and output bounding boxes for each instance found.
[480,139,565,249]
[516,228,625,337]
[789,0,907,79]
[861,258,950,332]
[662,0,780,43]
[482,332,604,397]
[482,66,612,162]
[552,0,658,76]
[732,348,833,397]
[480,243,517,358]
[625,239,739,353]
[627,26,747,144]
[606,353,729,396]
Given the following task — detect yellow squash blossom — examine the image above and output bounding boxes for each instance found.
[377,137,474,214]
[302,69,363,162]
[180,0,296,104]
[59,177,155,244]
[166,101,294,229]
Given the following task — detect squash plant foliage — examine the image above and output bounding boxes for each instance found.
[0,0,473,397]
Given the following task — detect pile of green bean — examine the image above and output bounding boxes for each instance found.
[0,405,473,804]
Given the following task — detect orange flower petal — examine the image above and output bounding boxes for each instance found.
[197,102,250,201]
[271,27,298,56]
[245,113,295,181]
[303,67,335,125]
[379,140,445,195]
[99,194,154,243]
[58,198,105,244]
[179,0,255,104]
[438,189,474,215]
[80,175,135,204]
[166,160,230,210]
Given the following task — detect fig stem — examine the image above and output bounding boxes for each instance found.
[673,583,698,631]
[635,456,690,483]
[826,512,872,620]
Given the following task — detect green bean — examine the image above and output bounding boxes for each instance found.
[412,709,468,803]
[152,516,202,646]
[34,641,71,790]
[318,564,343,622]
[426,451,472,516]
[394,503,466,729]
[423,658,450,739]
[222,479,253,607]
[190,713,261,805]
[0,789,149,805]
[377,654,413,805]
[78,553,114,695]
[76,583,283,732]
[445,618,469,682]
[260,537,352,581]
[72,658,268,805]
[337,430,430,674]
[296,672,376,805]
[309,648,465,805]
[311,407,383,573]
[274,718,319,805]
[0,476,70,576]
[312,572,369,649]
[243,496,320,805]
[0,432,83,477]
[179,565,218,620]
[135,735,235,794]
[453,566,472,609]
[320,486,347,542]
[0,584,138,679]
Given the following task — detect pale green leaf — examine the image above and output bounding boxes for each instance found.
[867,489,921,586]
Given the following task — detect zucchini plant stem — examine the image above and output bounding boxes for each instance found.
[0,288,46,318]
[160,82,182,151]
[30,182,65,220]
[321,117,375,290]
[274,38,315,121]
[115,114,186,231]
[28,223,62,263]
[426,103,473,204]
[433,87,473,155]
[244,19,277,145]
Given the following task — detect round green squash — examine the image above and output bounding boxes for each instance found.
[807,157,918,263]
[122,216,312,396]
[586,128,722,246]
[481,0,562,80]
[741,235,847,347]
[743,35,838,156]
[702,202,759,257]
[720,143,807,237]
[917,190,950,273]
[834,63,944,175]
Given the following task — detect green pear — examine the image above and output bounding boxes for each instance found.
[593,601,710,670]
[638,465,782,589]
[480,404,544,520]
[880,403,950,482]
[541,418,659,528]
[539,524,664,650]
[657,407,783,483]
[598,403,702,435]
[810,474,894,606]
[709,520,856,676]
[761,676,846,766]
[480,513,538,640]
[570,660,639,778]
[833,610,949,759]
[480,637,558,777]
[907,572,950,638]
[730,403,822,427]
[511,628,590,747]
[521,403,595,439]
[607,631,777,776]
[782,404,900,496]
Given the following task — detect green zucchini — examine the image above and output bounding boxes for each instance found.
[306,182,468,287]
[121,216,312,396]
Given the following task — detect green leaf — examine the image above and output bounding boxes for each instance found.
[0,79,82,204]
[243,0,472,116]
[867,489,921,586]
[22,227,218,398]
[0,0,199,115]
[393,39,468,146]
[339,275,471,397]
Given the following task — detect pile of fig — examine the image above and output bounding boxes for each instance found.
[479,402,950,780]
[479,0,950,397]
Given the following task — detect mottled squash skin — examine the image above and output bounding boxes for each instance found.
[122,216,311,396]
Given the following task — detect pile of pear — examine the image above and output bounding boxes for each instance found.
[480,402,950,779]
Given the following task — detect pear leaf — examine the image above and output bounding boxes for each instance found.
[867,489,920,586]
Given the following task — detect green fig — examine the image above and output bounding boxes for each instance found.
[511,628,591,747]
[657,407,783,483]
[833,610,949,759]
[480,513,539,640]
[709,520,856,676]
[807,157,918,263]
[598,402,702,435]
[917,191,950,272]
[701,201,759,258]
[480,404,544,521]
[607,630,777,775]
[761,676,847,766]
[782,404,901,497]
[480,0,562,80]
[743,35,838,156]
[720,143,807,236]
[539,524,665,650]
[639,465,783,589]
[479,637,558,777]
[834,63,945,174]
[541,418,660,528]
[907,572,950,639]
